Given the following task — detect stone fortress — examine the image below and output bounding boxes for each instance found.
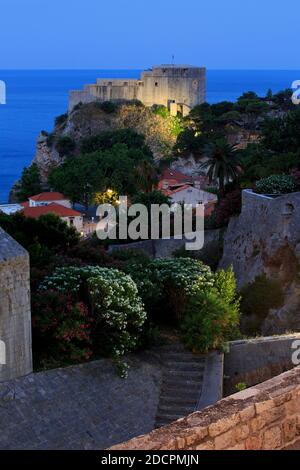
[69,65,206,116]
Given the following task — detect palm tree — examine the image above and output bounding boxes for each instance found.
[135,160,158,193]
[200,139,241,194]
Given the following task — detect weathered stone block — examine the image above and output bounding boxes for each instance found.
[282,417,297,443]
[263,426,282,450]
[0,228,32,382]
[209,413,240,437]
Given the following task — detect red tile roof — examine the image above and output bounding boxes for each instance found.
[160,169,192,183]
[23,203,81,219]
[29,192,67,202]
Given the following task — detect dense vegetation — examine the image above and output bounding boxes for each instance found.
[5,87,300,373]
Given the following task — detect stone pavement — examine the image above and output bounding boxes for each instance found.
[0,353,162,450]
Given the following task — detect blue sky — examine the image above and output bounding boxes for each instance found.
[0,0,298,69]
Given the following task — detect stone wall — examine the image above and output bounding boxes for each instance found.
[108,229,222,262]
[110,367,300,450]
[69,65,206,115]
[220,190,300,334]
[0,228,32,382]
[224,334,300,395]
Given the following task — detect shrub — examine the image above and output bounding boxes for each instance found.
[240,274,285,334]
[255,174,296,195]
[39,266,147,375]
[55,113,68,127]
[180,289,240,353]
[98,101,118,113]
[32,291,92,366]
[180,267,240,353]
[214,190,242,227]
[291,168,300,190]
[88,269,146,360]
[125,258,215,323]
[55,136,76,157]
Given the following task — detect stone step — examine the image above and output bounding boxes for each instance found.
[161,379,202,390]
[164,369,204,379]
[165,361,205,371]
[162,353,205,363]
[159,395,198,407]
[157,404,196,415]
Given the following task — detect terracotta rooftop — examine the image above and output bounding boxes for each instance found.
[23,203,81,219]
[29,192,67,202]
[159,169,192,183]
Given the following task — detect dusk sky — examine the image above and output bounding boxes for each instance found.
[0,0,298,70]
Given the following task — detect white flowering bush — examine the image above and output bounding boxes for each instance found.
[126,258,215,322]
[39,266,147,377]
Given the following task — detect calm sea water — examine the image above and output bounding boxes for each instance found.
[0,69,299,202]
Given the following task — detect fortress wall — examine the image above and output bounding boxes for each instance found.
[69,66,206,114]
[110,366,300,450]
[0,228,32,382]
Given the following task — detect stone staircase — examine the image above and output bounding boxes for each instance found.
[155,343,206,428]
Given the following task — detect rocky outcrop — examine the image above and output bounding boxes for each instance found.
[220,190,300,334]
[34,133,61,184]
[29,102,178,185]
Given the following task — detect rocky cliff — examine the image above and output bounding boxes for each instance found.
[220,190,300,335]
[31,102,178,184]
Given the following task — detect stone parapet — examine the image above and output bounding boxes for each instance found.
[110,367,300,450]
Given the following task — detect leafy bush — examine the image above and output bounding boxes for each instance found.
[125,258,215,323]
[214,190,242,227]
[240,274,284,334]
[39,265,147,375]
[98,101,118,114]
[180,289,240,353]
[180,267,240,353]
[0,212,79,266]
[32,291,92,367]
[255,174,296,195]
[88,270,146,369]
[291,168,300,190]
[55,113,68,127]
[55,136,76,157]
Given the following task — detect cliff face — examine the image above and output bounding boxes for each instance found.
[220,190,300,334]
[31,102,178,183]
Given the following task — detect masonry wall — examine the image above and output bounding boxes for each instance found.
[110,367,300,450]
[0,228,32,382]
[69,66,206,114]
[108,229,221,260]
[224,334,300,395]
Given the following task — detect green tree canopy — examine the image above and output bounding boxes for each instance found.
[15,163,42,202]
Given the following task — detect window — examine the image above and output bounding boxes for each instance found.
[69,218,74,226]
[155,82,159,87]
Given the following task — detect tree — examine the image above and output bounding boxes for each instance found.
[16,163,42,201]
[49,142,154,208]
[262,106,300,154]
[134,160,158,193]
[200,139,241,194]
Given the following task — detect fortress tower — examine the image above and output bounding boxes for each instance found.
[69,65,206,116]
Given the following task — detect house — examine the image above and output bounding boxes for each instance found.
[0,203,24,215]
[158,169,211,192]
[28,192,72,208]
[158,169,192,191]
[22,203,83,233]
[162,184,218,210]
